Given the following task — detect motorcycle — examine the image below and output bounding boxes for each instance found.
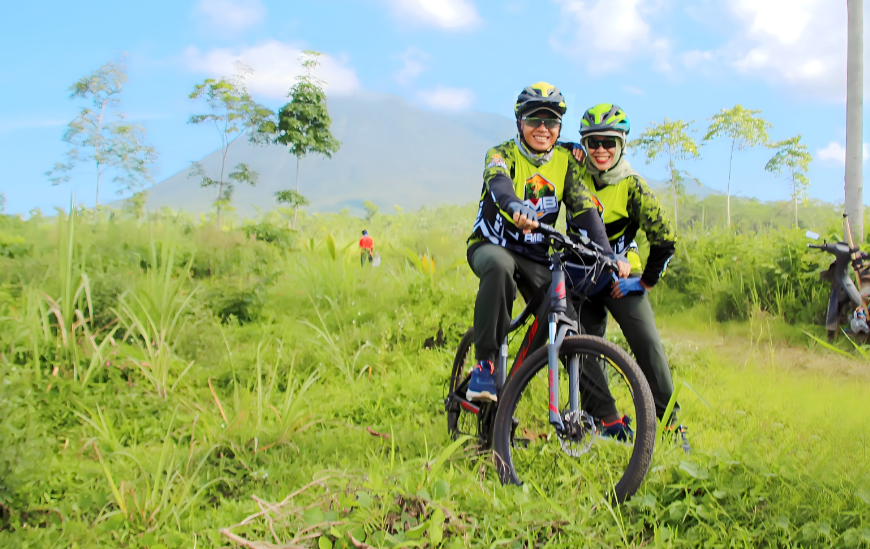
[806,228,870,341]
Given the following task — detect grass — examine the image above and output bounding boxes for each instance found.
[0,205,868,548]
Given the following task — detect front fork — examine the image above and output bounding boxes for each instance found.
[547,315,577,433]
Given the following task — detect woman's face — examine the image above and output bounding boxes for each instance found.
[586,135,620,171]
[520,110,561,152]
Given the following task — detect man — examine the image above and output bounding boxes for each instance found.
[359,230,374,267]
[465,83,627,402]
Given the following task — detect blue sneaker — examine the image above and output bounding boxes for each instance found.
[466,360,497,402]
[600,415,633,442]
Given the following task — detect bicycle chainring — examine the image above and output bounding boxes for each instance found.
[558,409,596,457]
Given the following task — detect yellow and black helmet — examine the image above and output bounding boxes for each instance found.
[514,82,567,120]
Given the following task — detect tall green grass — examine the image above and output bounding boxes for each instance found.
[0,203,867,548]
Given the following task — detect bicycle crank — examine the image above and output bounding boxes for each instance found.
[558,410,596,457]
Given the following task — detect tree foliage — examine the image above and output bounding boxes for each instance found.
[631,118,700,228]
[259,51,340,229]
[48,55,157,215]
[703,105,772,228]
[187,63,272,226]
[364,201,379,222]
[275,190,309,209]
[765,136,812,228]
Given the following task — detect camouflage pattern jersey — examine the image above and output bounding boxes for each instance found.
[468,139,609,264]
[578,172,676,287]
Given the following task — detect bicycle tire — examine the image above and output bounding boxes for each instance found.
[492,335,655,503]
[446,328,480,440]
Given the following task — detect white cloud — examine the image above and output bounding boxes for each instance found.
[184,41,361,98]
[550,0,669,73]
[394,47,429,85]
[817,141,870,164]
[725,0,849,98]
[624,85,644,96]
[417,86,475,112]
[193,0,266,33]
[379,0,481,30]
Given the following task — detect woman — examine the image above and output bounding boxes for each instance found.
[570,103,686,449]
[464,85,626,402]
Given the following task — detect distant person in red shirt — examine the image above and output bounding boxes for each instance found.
[359,230,374,266]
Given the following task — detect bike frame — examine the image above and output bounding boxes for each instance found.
[452,226,607,437]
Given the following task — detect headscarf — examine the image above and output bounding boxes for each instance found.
[582,132,640,186]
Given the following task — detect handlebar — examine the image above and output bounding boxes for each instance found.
[534,222,618,270]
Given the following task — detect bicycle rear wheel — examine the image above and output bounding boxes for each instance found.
[445,328,494,447]
[492,335,655,503]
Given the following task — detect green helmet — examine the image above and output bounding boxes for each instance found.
[580,103,630,136]
[514,82,567,119]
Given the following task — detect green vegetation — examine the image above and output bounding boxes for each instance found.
[0,201,868,548]
[258,50,341,230]
[47,55,158,216]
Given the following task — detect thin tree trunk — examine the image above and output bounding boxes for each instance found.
[670,161,678,229]
[217,117,229,228]
[726,140,734,229]
[793,177,799,228]
[292,154,301,230]
[94,99,107,222]
[845,0,864,241]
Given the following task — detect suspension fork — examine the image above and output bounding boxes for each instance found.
[547,262,572,433]
[547,315,572,432]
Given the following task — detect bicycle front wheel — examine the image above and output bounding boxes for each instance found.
[492,335,655,503]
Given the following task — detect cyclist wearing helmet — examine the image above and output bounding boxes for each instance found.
[465,83,626,402]
[567,103,683,444]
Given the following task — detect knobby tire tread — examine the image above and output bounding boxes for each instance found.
[492,335,655,503]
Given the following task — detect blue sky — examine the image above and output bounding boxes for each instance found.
[1,0,868,215]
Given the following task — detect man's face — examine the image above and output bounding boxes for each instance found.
[521,109,561,152]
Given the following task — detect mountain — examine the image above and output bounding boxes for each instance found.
[143,94,515,217]
[143,94,720,216]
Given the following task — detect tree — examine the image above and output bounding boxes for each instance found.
[702,105,771,228]
[260,51,340,229]
[188,63,272,227]
[275,190,309,227]
[631,118,700,229]
[845,0,864,241]
[765,136,812,228]
[48,56,157,218]
[364,201,379,222]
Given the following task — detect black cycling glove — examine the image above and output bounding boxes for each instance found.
[507,201,537,222]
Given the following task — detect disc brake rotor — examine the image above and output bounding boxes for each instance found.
[558,409,596,457]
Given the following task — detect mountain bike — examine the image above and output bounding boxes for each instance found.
[444,223,655,503]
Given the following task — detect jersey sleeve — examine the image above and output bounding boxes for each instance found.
[628,177,676,287]
[483,145,521,217]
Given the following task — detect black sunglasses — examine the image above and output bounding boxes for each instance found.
[585,137,618,150]
[522,116,562,129]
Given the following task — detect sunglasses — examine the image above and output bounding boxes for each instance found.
[522,116,562,129]
[585,137,619,150]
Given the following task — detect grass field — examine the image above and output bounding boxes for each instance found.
[0,205,868,548]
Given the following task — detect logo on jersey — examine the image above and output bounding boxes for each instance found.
[523,174,558,219]
[486,153,508,170]
[590,194,604,215]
